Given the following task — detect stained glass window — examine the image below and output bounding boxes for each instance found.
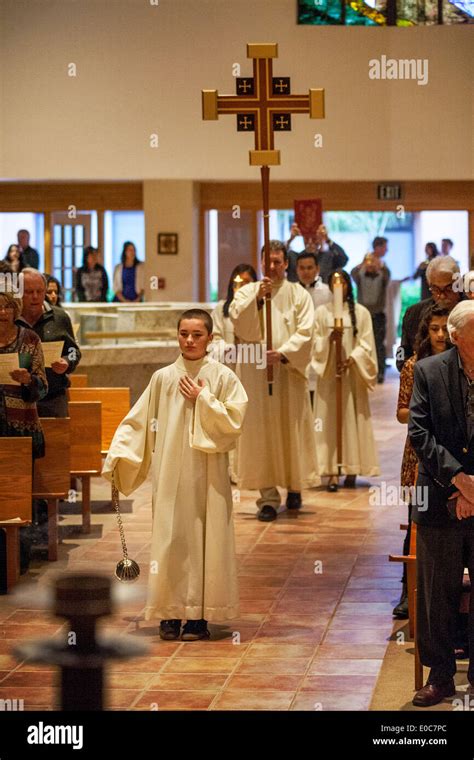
[298,0,472,23]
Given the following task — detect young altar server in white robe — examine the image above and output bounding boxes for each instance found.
[102,309,248,642]
[313,269,380,491]
[230,240,319,522]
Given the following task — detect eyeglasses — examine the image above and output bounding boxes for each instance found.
[430,285,455,297]
[0,303,15,311]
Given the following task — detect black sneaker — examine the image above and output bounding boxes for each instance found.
[159,619,182,640]
[181,619,210,641]
[286,492,302,510]
[258,505,277,522]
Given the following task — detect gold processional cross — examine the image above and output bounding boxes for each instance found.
[202,42,325,392]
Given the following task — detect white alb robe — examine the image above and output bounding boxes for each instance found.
[230,279,319,491]
[212,300,234,348]
[102,354,248,621]
[301,279,332,393]
[313,301,380,477]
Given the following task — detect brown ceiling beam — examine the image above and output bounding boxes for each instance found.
[0,182,143,212]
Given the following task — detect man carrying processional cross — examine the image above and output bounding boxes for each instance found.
[230,241,319,522]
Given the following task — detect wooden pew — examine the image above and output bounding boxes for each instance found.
[68,387,130,454]
[0,438,32,591]
[33,418,71,561]
[69,374,88,387]
[69,401,102,533]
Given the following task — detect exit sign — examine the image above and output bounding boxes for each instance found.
[378,184,402,201]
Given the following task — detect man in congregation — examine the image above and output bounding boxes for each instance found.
[16,268,81,417]
[409,300,474,707]
[17,229,39,270]
[441,238,454,257]
[351,238,391,384]
[398,255,463,371]
[230,240,319,521]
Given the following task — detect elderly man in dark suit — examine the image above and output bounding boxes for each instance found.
[397,255,462,371]
[409,300,474,707]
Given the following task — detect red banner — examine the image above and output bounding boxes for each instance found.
[294,199,323,236]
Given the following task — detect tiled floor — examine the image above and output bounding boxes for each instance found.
[0,366,408,710]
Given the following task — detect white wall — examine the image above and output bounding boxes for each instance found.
[0,0,472,181]
[143,180,199,301]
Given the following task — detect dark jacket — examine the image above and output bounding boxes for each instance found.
[16,303,81,400]
[21,246,39,269]
[316,242,349,284]
[414,261,431,301]
[408,348,474,527]
[397,297,434,371]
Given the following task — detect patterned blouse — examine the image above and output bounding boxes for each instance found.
[397,354,418,488]
[0,326,48,459]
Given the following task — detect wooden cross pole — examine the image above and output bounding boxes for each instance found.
[202,42,325,394]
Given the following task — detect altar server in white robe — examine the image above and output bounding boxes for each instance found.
[211,263,257,365]
[313,269,380,491]
[102,309,248,642]
[296,252,332,408]
[230,240,319,522]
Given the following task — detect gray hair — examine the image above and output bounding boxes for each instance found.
[426,255,459,284]
[447,300,474,339]
[21,268,47,287]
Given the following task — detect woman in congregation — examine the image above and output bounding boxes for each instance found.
[113,241,145,303]
[313,269,380,492]
[0,290,48,578]
[75,246,109,303]
[211,263,257,363]
[3,244,24,274]
[0,290,47,453]
[413,242,439,301]
[393,303,451,619]
[45,275,64,308]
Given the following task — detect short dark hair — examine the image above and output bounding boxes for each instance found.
[260,240,288,262]
[442,238,453,247]
[178,308,213,335]
[372,236,388,249]
[296,252,319,267]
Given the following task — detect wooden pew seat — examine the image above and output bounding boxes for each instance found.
[69,401,102,533]
[0,438,33,591]
[69,374,89,387]
[33,418,71,561]
[68,387,130,455]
